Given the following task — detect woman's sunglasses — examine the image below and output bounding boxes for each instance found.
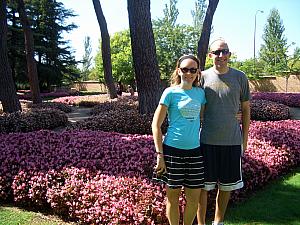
[210,49,230,56]
[180,67,198,74]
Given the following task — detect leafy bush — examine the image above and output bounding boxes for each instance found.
[52,95,110,107]
[69,96,167,135]
[0,109,68,134]
[230,120,300,202]
[90,97,138,115]
[0,130,168,224]
[67,109,161,135]
[18,91,71,100]
[251,99,290,121]
[252,92,300,107]
[0,121,299,224]
[26,102,72,113]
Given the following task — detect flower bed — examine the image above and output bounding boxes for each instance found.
[231,120,300,202]
[251,99,290,121]
[17,91,71,100]
[252,92,300,107]
[67,96,167,135]
[0,120,299,224]
[52,95,111,107]
[26,102,73,113]
[0,109,68,134]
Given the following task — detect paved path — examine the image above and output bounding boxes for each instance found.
[290,107,300,120]
[67,106,93,123]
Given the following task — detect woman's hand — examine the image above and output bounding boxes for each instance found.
[236,112,242,123]
[155,155,167,176]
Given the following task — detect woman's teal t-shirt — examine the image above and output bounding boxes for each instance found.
[160,86,206,150]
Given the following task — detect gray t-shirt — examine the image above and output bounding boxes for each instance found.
[200,67,250,145]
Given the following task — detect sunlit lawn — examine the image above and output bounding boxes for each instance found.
[0,206,74,225]
[225,167,300,225]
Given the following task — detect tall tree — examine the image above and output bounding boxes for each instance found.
[81,36,93,81]
[197,0,219,70]
[0,0,21,112]
[153,0,206,79]
[6,0,78,90]
[191,0,206,30]
[95,30,134,85]
[162,0,179,26]
[127,0,162,114]
[259,8,289,75]
[92,0,117,99]
[16,0,42,103]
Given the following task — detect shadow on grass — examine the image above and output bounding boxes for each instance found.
[226,168,300,225]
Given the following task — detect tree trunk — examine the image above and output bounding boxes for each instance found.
[127,0,162,114]
[17,0,42,104]
[92,0,117,99]
[0,0,21,113]
[197,0,219,70]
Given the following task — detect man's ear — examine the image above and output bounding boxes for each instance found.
[208,52,213,58]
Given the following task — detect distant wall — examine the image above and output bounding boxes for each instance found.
[71,81,107,93]
[249,75,300,92]
[68,75,300,93]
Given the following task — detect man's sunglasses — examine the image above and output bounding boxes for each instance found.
[210,49,230,56]
[180,67,198,74]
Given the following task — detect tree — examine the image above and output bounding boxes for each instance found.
[81,36,93,81]
[16,0,42,104]
[282,46,300,92]
[288,47,300,74]
[197,0,219,70]
[6,0,78,90]
[161,0,179,27]
[127,0,162,114]
[95,30,134,85]
[259,8,289,75]
[153,0,203,80]
[94,1,206,86]
[0,0,21,112]
[191,0,206,30]
[92,0,117,99]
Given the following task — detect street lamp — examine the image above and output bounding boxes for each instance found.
[253,10,264,76]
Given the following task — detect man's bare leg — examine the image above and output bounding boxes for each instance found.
[197,189,208,225]
[214,190,230,223]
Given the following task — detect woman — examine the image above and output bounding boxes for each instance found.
[152,55,206,225]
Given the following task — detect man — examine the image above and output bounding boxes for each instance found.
[197,38,251,225]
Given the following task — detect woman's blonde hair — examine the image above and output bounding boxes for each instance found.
[170,55,201,87]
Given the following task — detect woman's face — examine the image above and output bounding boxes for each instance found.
[177,58,199,85]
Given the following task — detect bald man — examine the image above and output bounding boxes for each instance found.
[197,39,251,225]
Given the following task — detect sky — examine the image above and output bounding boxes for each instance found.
[60,0,300,63]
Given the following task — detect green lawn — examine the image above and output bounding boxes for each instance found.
[225,167,300,225]
[1,168,299,225]
[0,206,74,225]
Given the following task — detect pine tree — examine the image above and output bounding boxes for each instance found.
[0,0,21,112]
[81,36,93,81]
[127,0,162,114]
[259,8,288,75]
[92,0,117,99]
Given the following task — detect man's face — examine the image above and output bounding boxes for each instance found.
[208,41,231,69]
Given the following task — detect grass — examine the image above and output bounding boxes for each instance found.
[0,168,299,225]
[225,167,300,225]
[0,205,74,225]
